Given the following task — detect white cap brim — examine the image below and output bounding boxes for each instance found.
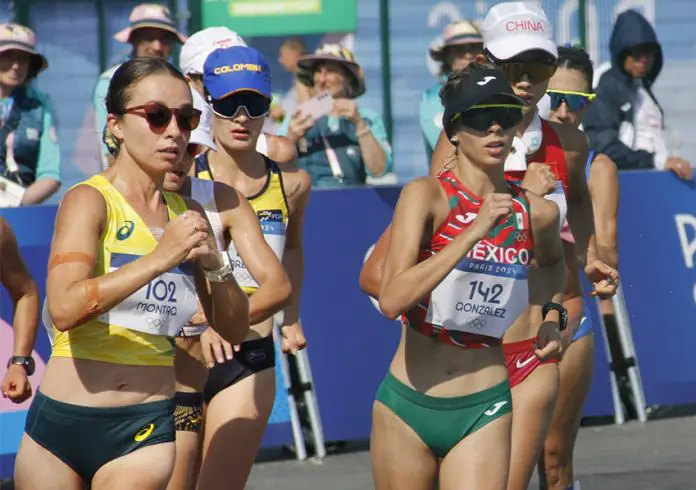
[486,35,557,60]
[191,129,216,151]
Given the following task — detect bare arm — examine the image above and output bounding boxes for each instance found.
[528,194,565,317]
[185,198,249,345]
[21,179,61,206]
[588,153,619,270]
[217,183,291,325]
[281,168,312,326]
[359,225,392,299]
[0,218,39,356]
[560,125,597,268]
[47,186,177,331]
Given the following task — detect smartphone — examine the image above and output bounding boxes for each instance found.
[297,92,333,121]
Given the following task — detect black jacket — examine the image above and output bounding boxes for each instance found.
[584,10,664,170]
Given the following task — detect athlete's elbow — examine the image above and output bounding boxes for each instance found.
[378,292,402,321]
[358,270,380,299]
[49,306,82,332]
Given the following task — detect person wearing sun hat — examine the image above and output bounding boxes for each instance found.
[93,3,186,170]
[0,23,61,206]
[278,43,392,188]
[420,19,484,161]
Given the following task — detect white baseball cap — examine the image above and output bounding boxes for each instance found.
[190,88,216,151]
[180,27,247,75]
[482,2,557,61]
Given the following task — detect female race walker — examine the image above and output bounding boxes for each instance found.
[14,57,249,490]
[372,63,566,490]
[163,88,291,490]
[193,46,312,490]
[362,6,619,489]
[536,46,620,490]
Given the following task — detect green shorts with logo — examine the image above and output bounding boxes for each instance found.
[375,372,512,458]
[25,390,175,485]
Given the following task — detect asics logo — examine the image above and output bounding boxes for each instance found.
[134,423,155,442]
[516,356,536,369]
[116,220,135,241]
[484,401,508,417]
[477,76,497,86]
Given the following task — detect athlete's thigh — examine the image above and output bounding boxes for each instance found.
[197,369,276,490]
[371,401,438,490]
[508,363,560,490]
[167,431,200,490]
[14,435,83,490]
[92,442,175,490]
[548,335,595,447]
[439,413,512,490]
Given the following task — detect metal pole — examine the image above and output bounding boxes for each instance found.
[378,0,393,144]
[578,0,587,47]
[96,0,107,73]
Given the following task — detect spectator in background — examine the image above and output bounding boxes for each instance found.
[93,3,186,168]
[0,24,61,206]
[584,9,692,180]
[420,20,483,161]
[279,44,392,187]
[179,27,297,165]
[270,37,312,124]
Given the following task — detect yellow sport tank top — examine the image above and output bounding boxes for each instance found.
[194,153,289,294]
[51,175,198,367]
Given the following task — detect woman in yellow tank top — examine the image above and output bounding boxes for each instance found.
[193,46,312,490]
[13,58,250,490]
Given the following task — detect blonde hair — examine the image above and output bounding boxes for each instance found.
[103,126,121,157]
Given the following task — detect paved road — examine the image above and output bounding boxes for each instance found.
[247,417,696,490]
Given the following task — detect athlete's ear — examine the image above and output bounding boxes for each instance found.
[475,53,487,64]
[107,113,124,142]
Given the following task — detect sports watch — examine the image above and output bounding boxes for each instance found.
[542,302,568,332]
[7,356,35,376]
[204,251,234,283]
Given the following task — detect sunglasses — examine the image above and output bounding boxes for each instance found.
[496,60,557,84]
[452,104,525,132]
[546,90,596,112]
[124,103,201,132]
[210,92,271,119]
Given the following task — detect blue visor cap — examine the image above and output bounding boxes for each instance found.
[203,45,271,100]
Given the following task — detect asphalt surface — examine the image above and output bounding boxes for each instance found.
[247,417,696,490]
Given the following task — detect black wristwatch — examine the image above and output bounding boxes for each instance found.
[542,302,568,332]
[7,356,35,376]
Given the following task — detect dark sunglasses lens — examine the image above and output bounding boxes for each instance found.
[176,108,201,131]
[460,107,523,131]
[144,104,173,129]
[501,62,555,83]
[214,93,270,118]
[548,93,588,112]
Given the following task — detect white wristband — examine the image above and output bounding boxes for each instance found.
[204,251,234,283]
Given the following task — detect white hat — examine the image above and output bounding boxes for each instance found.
[180,27,247,75]
[482,2,557,61]
[190,88,216,151]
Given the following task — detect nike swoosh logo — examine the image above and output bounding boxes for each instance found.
[516,356,536,369]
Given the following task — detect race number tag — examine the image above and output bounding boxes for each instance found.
[229,209,286,290]
[426,258,529,338]
[99,253,198,337]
